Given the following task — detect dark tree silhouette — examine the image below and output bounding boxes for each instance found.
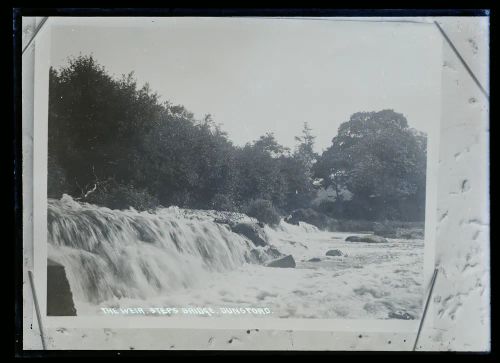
[48,55,427,223]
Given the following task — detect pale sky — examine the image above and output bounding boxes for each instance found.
[50,17,443,152]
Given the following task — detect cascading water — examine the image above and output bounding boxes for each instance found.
[47,195,261,311]
[47,195,424,320]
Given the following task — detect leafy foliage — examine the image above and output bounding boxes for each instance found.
[244,199,281,226]
[48,56,426,223]
[85,181,160,211]
[314,110,427,221]
[48,56,315,216]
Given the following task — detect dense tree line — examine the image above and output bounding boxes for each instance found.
[48,55,426,222]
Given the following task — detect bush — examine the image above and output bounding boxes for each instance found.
[315,200,364,222]
[244,199,281,226]
[316,200,338,215]
[85,181,159,211]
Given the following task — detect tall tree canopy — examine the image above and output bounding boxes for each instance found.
[48,55,426,222]
[314,110,427,221]
[48,56,316,214]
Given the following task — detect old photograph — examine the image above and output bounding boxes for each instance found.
[43,17,441,322]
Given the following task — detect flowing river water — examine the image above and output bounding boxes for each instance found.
[47,195,424,320]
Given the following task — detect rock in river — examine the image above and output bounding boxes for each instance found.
[266,255,296,268]
[345,235,388,243]
[325,249,343,256]
[308,257,321,262]
[388,311,415,320]
[231,222,268,247]
[47,259,77,316]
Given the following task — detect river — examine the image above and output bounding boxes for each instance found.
[47,195,424,320]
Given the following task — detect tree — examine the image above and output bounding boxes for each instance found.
[48,56,294,214]
[279,123,318,211]
[48,55,162,200]
[253,133,290,158]
[294,122,317,175]
[233,134,288,209]
[314,110,427,221]
[48,56,426,222]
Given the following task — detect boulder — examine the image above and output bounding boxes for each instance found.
[266,255,296,268]
[388,311,415,320]
[231,222,268,247]
[325,249,343,256]
[47,259,77,316]
[345,235,388,243]
[307,257,321,262]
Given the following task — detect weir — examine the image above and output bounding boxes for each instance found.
[47,195,261,310]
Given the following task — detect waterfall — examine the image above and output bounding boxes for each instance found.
[47,195,259,308]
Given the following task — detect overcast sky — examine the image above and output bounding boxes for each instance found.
[50,17,442,152]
